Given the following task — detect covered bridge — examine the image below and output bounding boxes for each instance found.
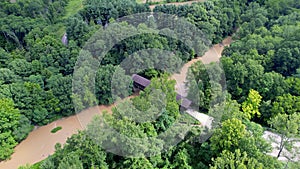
[131,74,192,109]
[176,94,192,110]
[132,74,151,90]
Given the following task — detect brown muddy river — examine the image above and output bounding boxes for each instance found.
[172,37,232,96]
[0,37,232,169]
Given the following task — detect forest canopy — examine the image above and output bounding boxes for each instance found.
[0,0,299,168]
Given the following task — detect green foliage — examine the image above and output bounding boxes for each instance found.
[286,77,300,96]
[0,98,20,160]
[57,152,83,169]
[0,48,12,68]
[221,56,265,101]
[40,131,109,169]
[268,113,300,158]
[269,94,300,119]
[171,148,192,169]
[95,64,116,104]
[210,149,264,169]
[81,0,150,25]
[18,164,33,169]
[119,158,154,169]
[66,16,90,47]
[186,61,224,111]
[13,115,33,142]
[242,89,262,120]
[0,0,69,50]
[2,0,299,166]
[111,66,133,101]
[51,126,62,133]
[154,0,248,43]
[63,0,83,19]
[209,98,243,123]
[9,82,59,125]
[210,118,247,153]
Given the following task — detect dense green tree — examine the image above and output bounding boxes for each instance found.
[209,98,243,123]
[0,48,12,68]
[210,117,270,158]
[57,152,83,169]
[0,15,46,50]
[66,16,90,47]
[81,0,149,25]
[46,74,74,116]
[273,44,300,76]
[210,118,247,154]
[186,61,224,111]
[9,82,59,125]
[29,35,78,76]
[221,55,265,101]
[242,89,262,120]
[95,64,116,104]
[271,94,300,117]
[111,66,133,101]
[119,158,154,169]
[0,98,20,160]
[286,77,300,96]
[41,131,109,169]
[171,148,192,169]
[210,149,263,169]
[0,68,19,84]
[12,115,33,142]
[72,50,98,112]
[8,59,33,77]
[257,72,287,101]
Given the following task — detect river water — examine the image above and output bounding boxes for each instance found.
[0,37,232,169]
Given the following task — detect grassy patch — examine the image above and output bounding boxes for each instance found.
[51,126,62,133]
[136,0,145,3]
[31,161,43,169]
[18,161,42,169]
[63,0,83,19]
[56,26,66,39]
[42,23,66,39]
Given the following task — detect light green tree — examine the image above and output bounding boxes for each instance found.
[210,149,264,169]
[268,113,300,159]
[210,118,247,153]
[242,89,262,120]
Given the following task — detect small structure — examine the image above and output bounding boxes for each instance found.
[61,33,68,46]
[132,74,151,90]
[176,94,192,110]
[131,74,192,109]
